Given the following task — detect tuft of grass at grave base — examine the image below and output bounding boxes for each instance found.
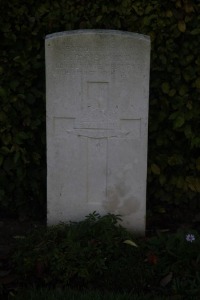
[10,287,175,300]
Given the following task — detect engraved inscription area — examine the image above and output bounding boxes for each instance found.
[52,40,143,71]
[86,82,108,111]
[52,40,145,80]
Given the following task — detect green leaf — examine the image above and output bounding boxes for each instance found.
[184,3,194,13]
[151,164,160,175]
[160,272,173,287]
[121,0,131,8]
[159,174,166,186]
[145,5,153,14]
[161,82,170,94]
[96,15,102,22]
[2,133,12,145]
[132,4,144,16]
[178,20,186,32]
[32,152,41,164]
[191,137,200,148]
[184,125,192,138]
[10,80,20,91]
[169,112,179,120]
[166,10,173,18]
[0,155,4,166]
[186,177,200,193]
[0,146,10,154]
[0,111,7,122]
[168,155,183,166]
[0,87,7,98]
[14,151,20,164]
[179,85,188,96]
[123,240,138,247]
[195,78,200,89]
[14,132,29,144]
[175,177,184,189]
[196,158,200,171]
[169,89,176,97]
[3,157,13,172]
[191,29,200,35]
[173,114,185,128]
[154,206,166,213]
[195,57,200,66]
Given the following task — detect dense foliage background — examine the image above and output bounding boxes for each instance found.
[0,0,200,227]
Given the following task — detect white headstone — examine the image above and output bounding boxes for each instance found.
[46,30,150,234]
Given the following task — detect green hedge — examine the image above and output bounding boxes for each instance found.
[0,0,200,223]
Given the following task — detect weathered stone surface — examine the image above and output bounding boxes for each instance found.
[46,30,150,233]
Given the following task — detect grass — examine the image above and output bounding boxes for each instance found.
[10,287,184,300]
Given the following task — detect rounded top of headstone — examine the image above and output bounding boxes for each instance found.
[45,29,150,43]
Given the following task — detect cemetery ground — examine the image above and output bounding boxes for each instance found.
[0,212,200,299]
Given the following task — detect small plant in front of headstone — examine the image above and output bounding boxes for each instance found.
[11,215,200,297]
[12,212,145,292]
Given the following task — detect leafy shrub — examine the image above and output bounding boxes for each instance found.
[13,213,144,290]
[12,213,200,297]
